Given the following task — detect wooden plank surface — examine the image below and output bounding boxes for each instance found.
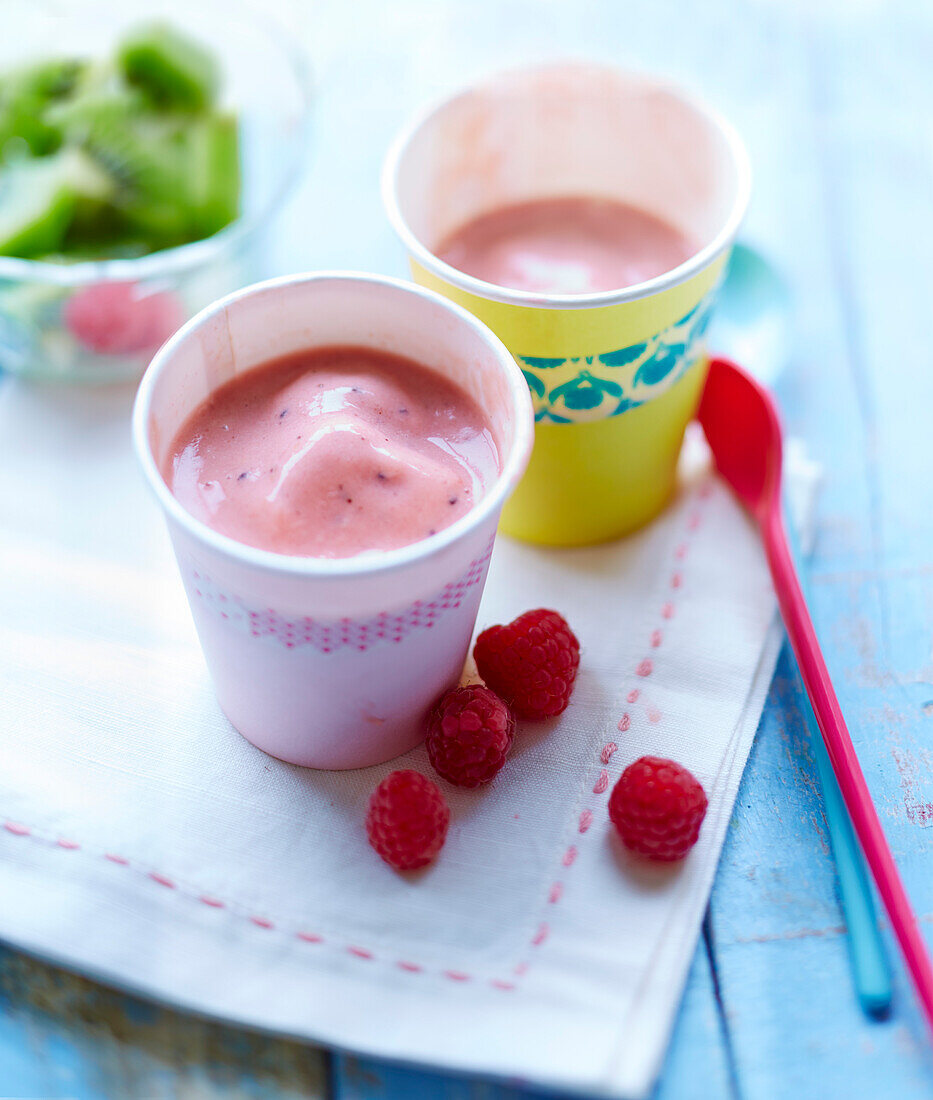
[705,0,933,1094]
[2,0,932,1097]
[0,946,328,1098]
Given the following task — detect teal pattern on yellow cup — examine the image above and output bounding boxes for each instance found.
[520,294,716,425]
[384,64,750,545]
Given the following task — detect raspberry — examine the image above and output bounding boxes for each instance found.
[473,609,580,719]
[608,756,708,862]
[64,281,183,356]
[366,770,450,871]
[426,685,516,788]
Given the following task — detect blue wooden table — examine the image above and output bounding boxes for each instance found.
[2,0,932,1096]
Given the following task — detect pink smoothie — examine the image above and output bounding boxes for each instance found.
[166,346,499,558]
[435,196,696,294]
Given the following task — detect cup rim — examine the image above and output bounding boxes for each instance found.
[132,271,535,579]
[381,61,752,311]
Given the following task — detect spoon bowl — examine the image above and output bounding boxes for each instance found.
[697,355,782,520]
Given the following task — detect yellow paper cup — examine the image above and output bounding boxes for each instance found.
[383,63,750,545]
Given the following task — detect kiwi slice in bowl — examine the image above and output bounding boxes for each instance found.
[177,112,240,239]
[0,58,86,158]
[0,147,113,257]
[3,57,85,101]
[117,22,220,110]
[63,101,191,244]
[59,94,241,248]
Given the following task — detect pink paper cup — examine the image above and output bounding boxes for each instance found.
[133,273,534,769]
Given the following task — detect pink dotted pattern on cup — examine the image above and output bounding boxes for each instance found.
[188,541,494,653]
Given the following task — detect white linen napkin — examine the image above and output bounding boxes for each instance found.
[0,377,816,1099]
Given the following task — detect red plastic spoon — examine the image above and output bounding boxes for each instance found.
[698,356,933,1029]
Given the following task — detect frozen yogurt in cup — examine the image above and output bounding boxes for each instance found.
[133,273,534,768]
[383,62,750,545]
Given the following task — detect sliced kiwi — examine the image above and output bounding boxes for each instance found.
[60,97,240,246]
[179,112,240,238]
[54,93,182,200]
[117,22,219,110]
[0,58,87,158]
[58,98,189,243]
[0,95,60,157]
[0,147,113,257]
[0,23,239,259]
[0,166,73,256]
[45,82,149,138]
[1,57,85,101]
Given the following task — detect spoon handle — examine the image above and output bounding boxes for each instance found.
[764,506,933,1028]
[783,498,891,1014]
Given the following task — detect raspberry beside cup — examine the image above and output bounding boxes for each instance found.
[426,685,515,788]
[366,770,450,871]
[608,756,708,862]
[474,608,580,719]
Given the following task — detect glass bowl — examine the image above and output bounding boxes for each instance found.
[0,0,312,383]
